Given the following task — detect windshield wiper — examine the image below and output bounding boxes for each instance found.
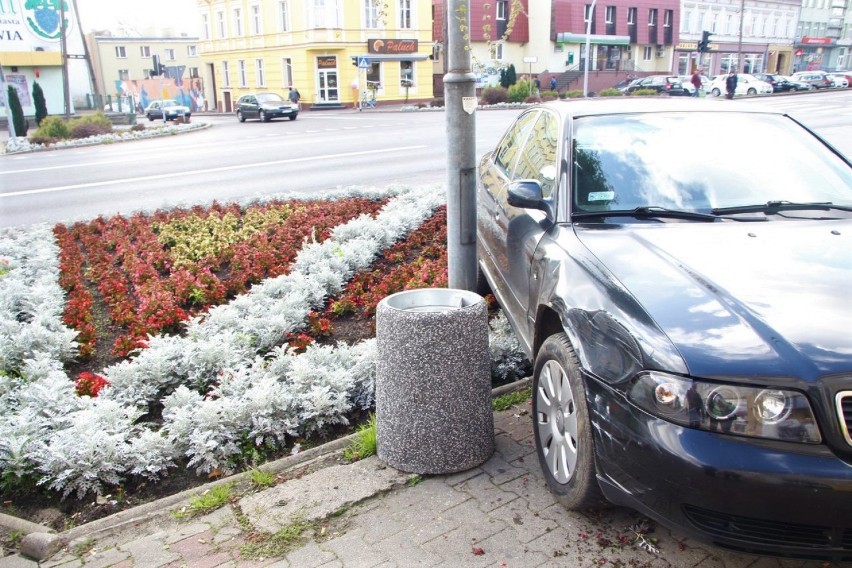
[711,201,852,215]
[572,206,719,221]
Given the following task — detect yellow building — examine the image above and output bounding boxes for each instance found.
[196,0,434,112]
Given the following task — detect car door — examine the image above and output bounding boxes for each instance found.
[243,96,259,119]
[477,109,559,343]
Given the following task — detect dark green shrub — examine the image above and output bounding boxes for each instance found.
[598,88,624,97]
[68,112,113,131]
[32,81,48,126]
[563,89,584,99]
[32,115,69,139]
[69,123,112,139]
[28,135,57,146]
[130,123,146,132]
[523,95,541,104]
[7,85,28,137]
[540,90,559,101]
[430,97,444,107]
[480,86,509,105]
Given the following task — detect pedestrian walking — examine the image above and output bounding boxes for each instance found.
[550,76,558,91]
[691,70,702,97]
[534,77,541,96]
[288,86,301,108]
[725,71,737,99]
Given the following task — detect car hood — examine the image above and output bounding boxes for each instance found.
[574,219,852,380]
[163,104,189,111]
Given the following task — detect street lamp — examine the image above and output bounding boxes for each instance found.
[583,0,598,97]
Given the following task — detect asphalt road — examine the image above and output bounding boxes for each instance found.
[1,90,851,228]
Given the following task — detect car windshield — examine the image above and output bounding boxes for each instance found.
[161,100,178,106]
[257,93,285,103]
[572,112,852,214]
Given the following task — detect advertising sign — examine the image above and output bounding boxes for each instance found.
[368,39,418,54]
[0,0,74,51]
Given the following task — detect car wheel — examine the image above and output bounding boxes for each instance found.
[532,333,603,511]
[747,88,756,95]
[147,114,154,121]
[289,114,297,121]
[259,110,268,122]
[237,111,245,123]
[711,88,721,97]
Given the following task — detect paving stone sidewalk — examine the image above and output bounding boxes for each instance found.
[1,401,845,568]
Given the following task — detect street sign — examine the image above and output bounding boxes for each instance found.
[358,57,370,69]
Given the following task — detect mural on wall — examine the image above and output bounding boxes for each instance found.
[112,76,205,112]
[5,74,31,106]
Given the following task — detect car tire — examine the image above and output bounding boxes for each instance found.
[747,88,756,95]
[475,264,492,297]
[711,88,721,97]
[532,333,603,511]
[237,111,245,123]
[259,110,268,122]
[289,114,297,121]
[147,114,154,121]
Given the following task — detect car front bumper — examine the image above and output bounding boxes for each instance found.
[586,376,852,561]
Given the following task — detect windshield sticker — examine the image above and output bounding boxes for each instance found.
[588,191,616,202]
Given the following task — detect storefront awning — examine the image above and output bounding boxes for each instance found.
[556,33,631,46]
[351,54,430,62]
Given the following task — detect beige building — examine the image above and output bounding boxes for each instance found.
[196,0,434,112]
[86,33,204,111]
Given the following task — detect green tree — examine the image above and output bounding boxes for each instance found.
[7,85,28,137]
[499,68,508,88]
[506,64,517,86]
[32,81,48,126]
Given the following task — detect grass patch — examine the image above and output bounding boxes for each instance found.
[248,468,277,489]
[342,414,377,462]
[174,483,234,519]
[239,513,312,559]
[492,387,531,411]
[406,475,424,487]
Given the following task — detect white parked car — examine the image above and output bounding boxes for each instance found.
[828,73,850,88]
[707,73,773,97]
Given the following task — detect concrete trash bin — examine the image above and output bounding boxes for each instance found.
[376,288,494,474]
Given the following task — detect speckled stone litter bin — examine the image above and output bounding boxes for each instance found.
[375,288,494,474]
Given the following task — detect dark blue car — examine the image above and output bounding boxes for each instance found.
[477,98,852,561]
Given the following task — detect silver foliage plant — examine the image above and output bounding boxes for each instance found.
[0,185,529,497]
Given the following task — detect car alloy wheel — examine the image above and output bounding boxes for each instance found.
[711,88,721,97]
[747,88,757,95]
[237,111,245,123]
[259,110,268,122]
[532,333,602,510]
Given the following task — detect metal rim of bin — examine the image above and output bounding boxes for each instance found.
[375,288,495,475]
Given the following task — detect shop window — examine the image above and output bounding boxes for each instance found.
[366,62,382,90]
[400,61,414,88]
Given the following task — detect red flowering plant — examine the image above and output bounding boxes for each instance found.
[74,372,110,397]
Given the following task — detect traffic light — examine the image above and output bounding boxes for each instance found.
[698,30,713,53]
[151,55,167,76]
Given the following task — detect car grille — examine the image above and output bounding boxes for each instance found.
[838,391,852,446]
[683,505,852,558]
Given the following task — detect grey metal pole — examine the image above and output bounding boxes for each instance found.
[583,0,598,97]
[0,63,15,138]
[444,0,478,291]
[59,0,71,117]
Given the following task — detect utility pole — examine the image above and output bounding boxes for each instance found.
[59,0,71,117]
[583,0,598,97]
[0,63,15,138]
[71,0,99,106]
[444,0,477,291]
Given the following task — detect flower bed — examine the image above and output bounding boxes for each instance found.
[0,185,528,501]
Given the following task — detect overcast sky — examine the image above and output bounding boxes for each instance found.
[75,0,200,36]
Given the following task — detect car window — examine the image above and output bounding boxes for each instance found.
[511,110,559,199]
[572,112,852,213]
[494,111,538,176]
[257,93,284,103]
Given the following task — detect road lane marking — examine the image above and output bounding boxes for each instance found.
[1,146,428,198]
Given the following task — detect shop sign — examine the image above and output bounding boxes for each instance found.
[678,42,697,50]
[368,38,418,54]
[801,37,832,45]
[317,56,337,69]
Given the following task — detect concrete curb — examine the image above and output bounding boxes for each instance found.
[3,378,533,562]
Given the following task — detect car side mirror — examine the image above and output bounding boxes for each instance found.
[507,180,553,217]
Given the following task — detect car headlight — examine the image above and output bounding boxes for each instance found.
[628,371,821,443]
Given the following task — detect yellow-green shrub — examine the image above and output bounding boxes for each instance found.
[32,116,70,140]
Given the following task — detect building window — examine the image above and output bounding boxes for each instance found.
[606,6,615,24]
[189,67,199,78]
[282,57,293,86]
[628,7,636,24]
[115,46,127,58]
[490,42,504,60]
[366,61,382,89]
[727,14,736,34]
[365,0,379,28]
[217,11,226,38]
[279,1,289,31]
[238,60,247,87]
[222,60,230,87]
[648,8,657,26]
[497,0,507,20]
[400,61,414,87]
[251,5,261,34]
[664,10,672,27]
[118,69,129,80]
[256,59,265,86]
[681,9,690,32]
[234,8,243,36]
[202,14,210,40]
[313,0,340,28]
[164,48,175,61]
[584,4,594,23]
[643,46,653,60]
[188,45,197,57]
[399,0,411,28]
[140,45,151,57]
